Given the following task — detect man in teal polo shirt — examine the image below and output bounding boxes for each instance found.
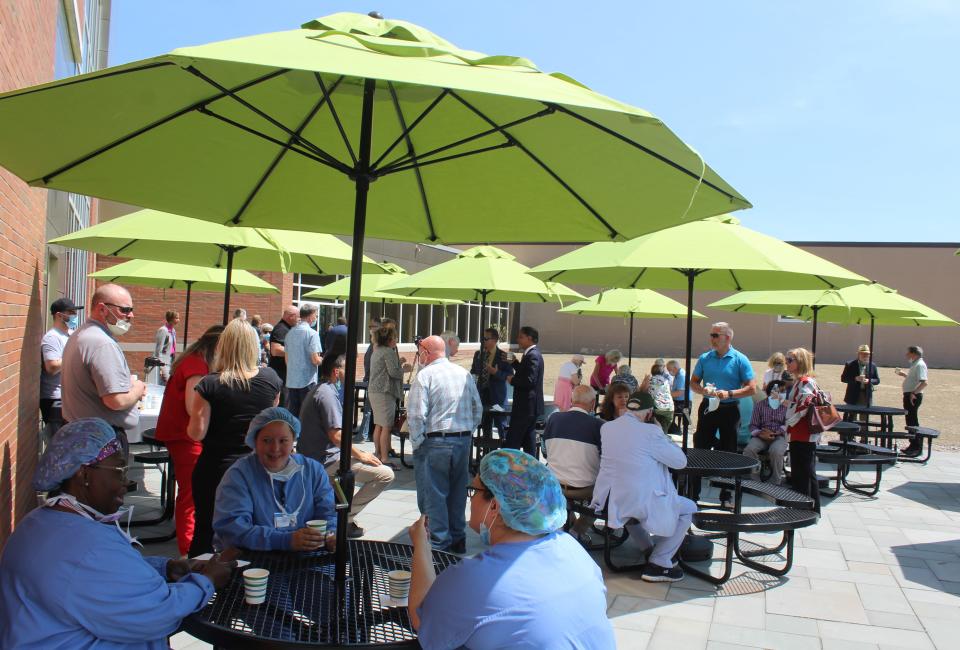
[688,322,756,507]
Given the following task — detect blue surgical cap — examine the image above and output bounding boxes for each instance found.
[34,418,120,491]
[245,407,301,448]
[478,449,566,536]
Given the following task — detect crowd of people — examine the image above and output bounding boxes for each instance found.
[2,288,936,647]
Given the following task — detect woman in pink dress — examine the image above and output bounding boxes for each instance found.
[589,350,622,392]
[553,354,584,411]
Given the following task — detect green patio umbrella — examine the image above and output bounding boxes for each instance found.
[51,209,381,323]
[529,216,868,444]
[707,283,925,361]
[559,288,706,363]
[302,261,461,308]
[380,246,583,338]
[90,259,279,345]
[0,11,750,594]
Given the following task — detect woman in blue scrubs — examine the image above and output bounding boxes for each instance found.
[213,407,337,551]
[0,418,234,649]
[408,449,615,649]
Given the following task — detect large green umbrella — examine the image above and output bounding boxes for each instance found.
[380,246,583,338]
[90,259,279,345]
[529,216,868,444]
[559,288,706,363]
[707,283,925,361]
[302,261,461,307]
[0,11,750,594]
[51,209,381,322]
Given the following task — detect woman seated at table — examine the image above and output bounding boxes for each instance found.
[0,419,234,649]
[408,449,615,649]
[213,406,337,552]
[599,381,630,421]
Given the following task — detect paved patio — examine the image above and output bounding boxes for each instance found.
[130,442,960,649]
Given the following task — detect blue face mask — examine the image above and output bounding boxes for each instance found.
[66,315,78,330]
[478,501,494,546]
[768,397,782,410]
[264,333,270,342]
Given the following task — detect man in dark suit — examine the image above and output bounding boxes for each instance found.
[470,327,514,439]
[840,344,880,418]
[506,325,544,456]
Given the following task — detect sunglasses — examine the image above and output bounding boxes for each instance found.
[709,332,722,339]
[785,356,796,363]
[104,303,134,315]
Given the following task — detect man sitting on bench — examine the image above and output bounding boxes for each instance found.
[591,392,697,583]
[743,380,788,485]
[542,385,602,545]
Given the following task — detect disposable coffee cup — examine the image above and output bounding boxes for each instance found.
[243,568,270,605]
[306,519,327,535]
[387,569,411,601]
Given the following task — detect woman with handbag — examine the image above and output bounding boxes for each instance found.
[368,325,409,469]
[783,347,822,513]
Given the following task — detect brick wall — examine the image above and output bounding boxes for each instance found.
[0,0,57,547]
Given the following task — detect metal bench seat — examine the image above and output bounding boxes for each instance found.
[709,478,814,510]
[816,450,896,497]
[901,426,939,464]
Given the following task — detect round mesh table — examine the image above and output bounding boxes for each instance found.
[835,404,906,432]
[675,448,759,478]
[182,540,459,648]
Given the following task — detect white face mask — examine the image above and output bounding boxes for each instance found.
[45,493,139,546]
[105,309,132,337]
[768,397,782,410]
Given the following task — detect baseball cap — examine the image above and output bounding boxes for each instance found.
[50,297,83,315]
[626,391,656,411]
[858,344,870,353]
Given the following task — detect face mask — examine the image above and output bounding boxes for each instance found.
[267,458,301,482]
[105,309,132,337]
[706,397,720,413]
[478,500,495,546]
[267,463,307,528]
[45,493,140,546]
[773,364,784,373]
[65,315,79,330]
[768,397,782,410]
[264,333,271,342]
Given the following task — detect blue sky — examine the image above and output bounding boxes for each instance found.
[109,1,958,243]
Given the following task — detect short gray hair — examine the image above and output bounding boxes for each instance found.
[666,359,680,370]
[908,345,923,357]
[572,385,596,406]
[299,302,318,318]
[712,321,734,338]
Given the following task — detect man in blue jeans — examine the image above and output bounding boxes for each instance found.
[406,335,483,553]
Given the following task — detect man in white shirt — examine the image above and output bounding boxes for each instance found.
[591,391,696,582]
[153,310,179,384]
[542,385,602,543]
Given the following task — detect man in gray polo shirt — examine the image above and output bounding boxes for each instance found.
[61,283,146,452]
[299,354,394,538]
[39,297,82,446]
[896,345,929,456]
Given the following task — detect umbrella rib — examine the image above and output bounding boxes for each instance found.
[378,142,514,176]
[230,78,344,225]
[815,274,838,289]
[109,239,139,257]
[387,82,437,242]
[376,106,553,175]
[548,104,745,204]
[0,61,175,101]
[306,255,324,274]
[197,107,349,174]
[372,90,450,171]
[728,269,743,291]
[630,269,647,288]
[315,73,357,166]
[448,91,619,240]
[184,66,346,169]
[34,68,290,185]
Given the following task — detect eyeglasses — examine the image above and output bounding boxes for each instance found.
[87,464,129,480]
[466,485,492,499]
[785,357,797,363]
[709,332,722,338]
[104,303,134,315]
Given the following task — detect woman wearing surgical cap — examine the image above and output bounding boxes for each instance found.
[213,407,337,551]
[408,449,614,649]
[0,419,234,649]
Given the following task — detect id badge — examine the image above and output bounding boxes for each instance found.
[274,512,294,529]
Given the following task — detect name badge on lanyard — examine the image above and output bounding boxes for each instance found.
[274,512,296,529]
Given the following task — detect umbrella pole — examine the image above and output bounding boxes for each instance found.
[811,306,819,365]
[183,281,193,348]
[628,313,634,365]
[683,272,695,449]
[335,77,376,587]
[480,290,488,338]
[381,297,385,318]
[221,247,235,325]
[868,317,876,407]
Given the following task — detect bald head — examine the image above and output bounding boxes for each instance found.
[419,335,446,365]
[281,305,299,325]
[90,283,133,326]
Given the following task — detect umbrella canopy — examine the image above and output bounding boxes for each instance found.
[380,246,583,336]
[528,216,868,445]
[0,11,750,596]
[302,262,461,305]
[0,14,750,243]
[90,259,279,345]
[51,209,382,322]
[558,288,705,362]
[707,283,925,359]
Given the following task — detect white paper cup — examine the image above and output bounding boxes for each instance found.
[387,570,411,600]
[306,519,327,535]
[243,568,270,605]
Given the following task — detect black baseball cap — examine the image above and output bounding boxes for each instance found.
[50,298,83,315]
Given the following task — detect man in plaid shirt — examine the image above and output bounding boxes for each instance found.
[743,380,788,484]
[407,335,483,553]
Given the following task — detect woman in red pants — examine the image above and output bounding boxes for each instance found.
[155,325,223,557]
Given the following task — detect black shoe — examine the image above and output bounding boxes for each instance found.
[901,446,922,458]
[346,522,365,539]
[640,563,684,583]
[449,539,466,554]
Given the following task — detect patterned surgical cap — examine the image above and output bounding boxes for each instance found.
[479,449,566,536]
[34,418,121,491]
[245,406,301,448]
